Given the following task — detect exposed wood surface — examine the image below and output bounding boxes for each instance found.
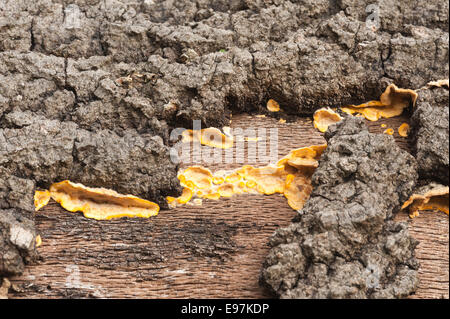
[8,114,449,299]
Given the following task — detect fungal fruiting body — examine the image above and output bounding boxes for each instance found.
[182,127,234,149]
[383,128,394,135]
[167,144,327,211]
[35,181,160,220]
[267,99,280,112]
[313,108,342,133]
[398,123,410,137]
[341,84,418,121]
[35,235,42,247]
[34,190,51,211]
[401,183,449,218]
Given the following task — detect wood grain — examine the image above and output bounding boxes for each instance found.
[8,114,448,299]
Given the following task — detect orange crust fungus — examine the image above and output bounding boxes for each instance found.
[35,235,42,247]
[34,190,51,211]
[383,128,394,135]
[48,181,160,220]
[267,99,280,112]
[170,143,327,211]
[401,183,449,218]
[313,108,342,133]
[182,127,234,149]
[341,84,418,121]
[398,123,410,137]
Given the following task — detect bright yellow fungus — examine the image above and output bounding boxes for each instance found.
[267,99,280,112]
[242,165,287,195]
[279,118,286,124]
[49,181,160,220]
[212,176,225,185]
[218,184,235,197]
[381,123,387,128]
[201,192,221,200]
[313,108,342,133]
[167,188,194,207]
[283,173,313,210]
[200,127,234,149]
[277,144,327,169]
[181,166,213,189]
[383,128,394,135]
[246,180,256,188]
[341,84,418,121]
[182,128,234,149]
[35,235,42,248]
[398,123,410,137]
[225,172,242,184]
[401,184,449,218]
[34,190,51,211]
[170,143,327,211]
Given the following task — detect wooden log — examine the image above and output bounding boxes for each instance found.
[8,114,448,299]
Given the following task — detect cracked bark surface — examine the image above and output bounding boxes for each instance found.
[261,117,420,298]
[410,86,449,185]
[0,0,448,288]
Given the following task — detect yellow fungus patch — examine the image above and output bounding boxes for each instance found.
[201,192,221,200]
[283,173,313,210]
[181,166,213,189]
[170,143,327,211]
[167,188,194,208]
[279,118,286,124]
[49,181,160,220]
[200,127,234,149]
[313,108,343,133]
[35,235,42,248]
[242,165,288,195]
[383,128,394,135]
[341,84,418,121]
[267,99,280,112]
[225,172,242,184]
[181,127,234,149]
[402,184,449,218]
[34,190,51,211]
[277,144,327,169]
[398,123,410,137]
[218,184,235,197]
[212,176,224,185]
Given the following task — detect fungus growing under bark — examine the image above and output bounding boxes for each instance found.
[44,181,160,220]
[313,108,342,133]
[341,84,418,121]
[167,144,327,211]
[398,123,410,137]
[182,128,234,149]
[401,183,449,218]
[383,128,394,135]
[35,235,42,248]
[267,99,280,112]
[34,190,51,212]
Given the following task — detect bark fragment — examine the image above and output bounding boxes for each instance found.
[261,117,419,299]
